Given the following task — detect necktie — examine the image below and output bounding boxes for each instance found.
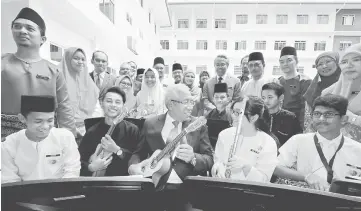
[218,77,223,84]
[95,73,101,88]
[166,121,180,157]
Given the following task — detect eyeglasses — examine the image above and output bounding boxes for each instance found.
[215,63,227,68]
[171,99,196,106]
[312,111,340,119]
[316,60,334,68]
[339,57,361,67]
[119,81,132,87]
[248,62,262,68]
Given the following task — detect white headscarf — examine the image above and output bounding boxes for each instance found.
[136,68,164,110]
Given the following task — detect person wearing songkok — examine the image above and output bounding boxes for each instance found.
[119,62,132,77]
[128,61,137,80]
[241,52,278,98]
[1,7,75,138]
[129,84,213,211]
[262,83,302,146]
[89,51,116,98]
[206,83,232,124]
[59,48,100,140]
[212,96,278,183]
[172,63,183,84]
[303,52,342,132]
[202,54,242,112]
[1,95,81,184]
[153,57,166,83]
[322,43,361,141]
[278,46,311,129]
[115,75,136,113]
[238,55,250,88]
[135,68,166,118]
[183,69,201,101]
[199,70,210,89]
[134,68,145,96]
[274,95,361,191]
[79,87,140,176]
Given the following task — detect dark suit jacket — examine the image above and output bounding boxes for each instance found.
[90,71,116,97]
[202,75,242,105]
[129,114,214,179]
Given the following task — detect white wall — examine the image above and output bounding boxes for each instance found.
[1,0,168,72]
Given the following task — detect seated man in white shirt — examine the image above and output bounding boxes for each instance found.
[2,95,81,184]
[274,94,361,191]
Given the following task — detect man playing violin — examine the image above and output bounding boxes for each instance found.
[79,86,141,176]
[128,84,213,211]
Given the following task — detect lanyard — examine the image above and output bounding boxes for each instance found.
[313,134,344,184]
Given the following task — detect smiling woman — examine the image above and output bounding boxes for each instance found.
[322,43,361,142]
[59,48,100,141]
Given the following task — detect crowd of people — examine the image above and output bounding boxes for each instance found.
[2,7,361,211]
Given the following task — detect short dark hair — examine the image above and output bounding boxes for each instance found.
[100,86,126,103]
[262,82,285,97]
[230,99,243,110]
[312,94,348,116]
[91,50,108,61]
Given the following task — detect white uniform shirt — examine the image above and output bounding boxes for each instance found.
[1,128,81,184]
[214,127,278,182]
[241,76,278,97]
[278,132,361,181]
[161,113,183,184]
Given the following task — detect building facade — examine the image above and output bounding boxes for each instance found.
[333,9,361,52]
[157,1,361,81]
[1,0,171,71]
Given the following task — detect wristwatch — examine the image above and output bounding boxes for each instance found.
[191,155,197,167]
[115,148,123,157]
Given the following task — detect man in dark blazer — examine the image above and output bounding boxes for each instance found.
[129,84,213,211]
[89,51,116,97]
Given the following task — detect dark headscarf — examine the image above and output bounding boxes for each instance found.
[304,52,341,106]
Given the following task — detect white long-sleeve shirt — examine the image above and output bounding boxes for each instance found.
[1,128,81,184]
[241,76,278,98]
[214,127,278,183]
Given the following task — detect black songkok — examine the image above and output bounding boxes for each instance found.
[153,57,165,66]
[14,7,46,36]
[280,46,297,58]
[172,63,183,71]
[214,83,228,93]
[21,95,56,115]
[248,52,264,63]
[137,68,145,75]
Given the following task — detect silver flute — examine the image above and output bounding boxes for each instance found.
[225,100,247,178]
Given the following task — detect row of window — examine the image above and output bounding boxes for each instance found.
[177,14,356,29]
[161,40,328,51]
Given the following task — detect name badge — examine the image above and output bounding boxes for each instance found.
[36,74,50,81]
[46,154,60,157]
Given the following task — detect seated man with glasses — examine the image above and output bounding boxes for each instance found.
[274,94,361,191]
[128,84,213,211]
[206,83,232,124]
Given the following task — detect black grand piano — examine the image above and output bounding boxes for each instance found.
[183,176,361,211]
[2,176,156,211]
[2,176,361,211]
